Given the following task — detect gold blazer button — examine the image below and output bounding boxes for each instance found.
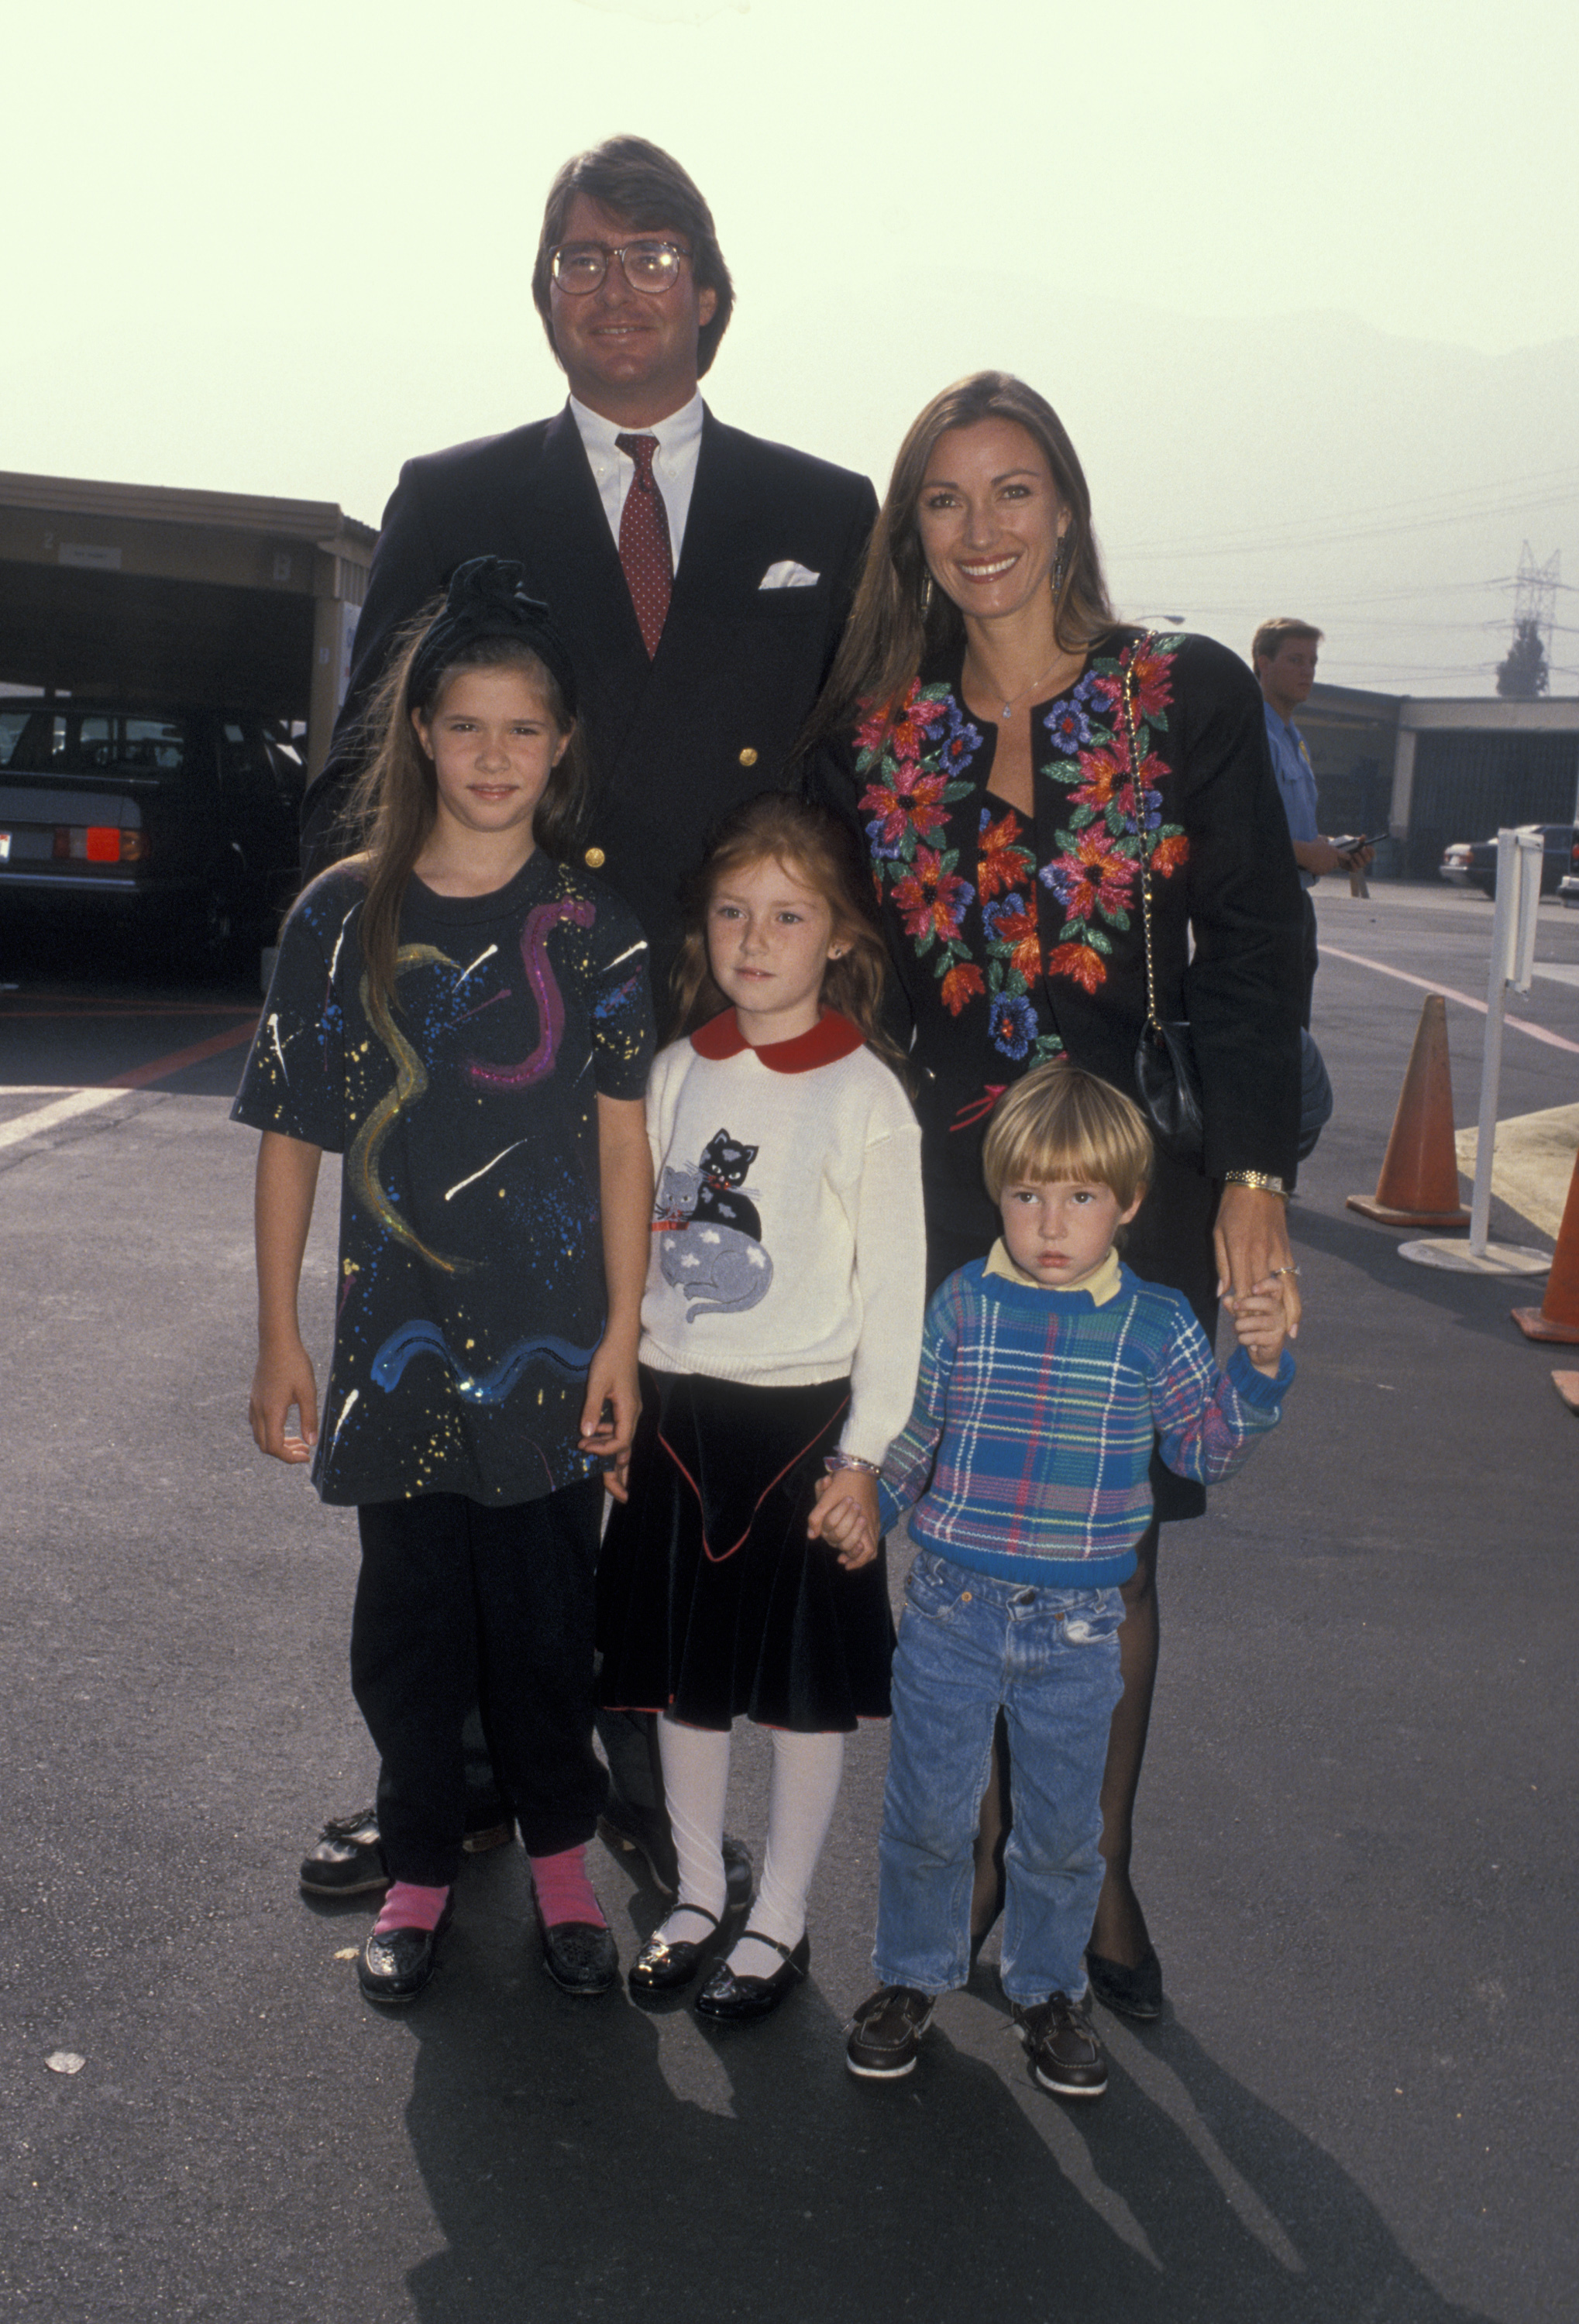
[583,846,606,869]
[738,747,759,768]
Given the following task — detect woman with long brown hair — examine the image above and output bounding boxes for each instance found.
[809,372,1305,2020]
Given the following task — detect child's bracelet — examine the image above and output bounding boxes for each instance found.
[824,1452,881,1477]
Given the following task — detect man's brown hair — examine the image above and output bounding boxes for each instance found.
[1251,617,1323,671]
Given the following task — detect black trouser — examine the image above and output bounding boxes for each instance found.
[1299,889,1319,1031]
[351,1480,607,1887]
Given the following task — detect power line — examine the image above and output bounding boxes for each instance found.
[1109,465,1579,562]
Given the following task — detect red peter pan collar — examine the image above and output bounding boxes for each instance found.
[690,1009,865,1073]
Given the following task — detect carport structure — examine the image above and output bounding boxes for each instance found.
[0,469,375,783]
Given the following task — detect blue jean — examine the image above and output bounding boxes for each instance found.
[872,1549,1125,2006]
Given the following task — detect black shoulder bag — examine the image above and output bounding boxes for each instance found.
[1123,641,1206,1169]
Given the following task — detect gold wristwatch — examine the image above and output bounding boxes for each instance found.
[1222,1171,1288,1198]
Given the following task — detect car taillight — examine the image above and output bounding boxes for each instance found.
[52,825,147,863]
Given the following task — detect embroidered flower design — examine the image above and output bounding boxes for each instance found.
[891,847,975,944]
[1034,636,1188,995]
[1045,940,1109,995]
[1042,697,1095,757]
[857,646,1185,1033]
[981,893,1041,984]
[976,806,1036,900]
[941,962,986,1016]
[988,992,1038,1059]
[861,768,951,853]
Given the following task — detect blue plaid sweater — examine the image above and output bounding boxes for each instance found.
[876,1258,1293,1586]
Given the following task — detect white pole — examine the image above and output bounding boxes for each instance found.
[1468,832,1516,1257]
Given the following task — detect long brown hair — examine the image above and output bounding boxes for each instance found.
[669,792,902,1070]
[337,614,591,1041]
[807,370,1115,750]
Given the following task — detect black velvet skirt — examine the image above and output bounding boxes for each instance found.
[596,1369,896,1732]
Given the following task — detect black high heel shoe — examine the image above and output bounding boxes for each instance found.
[694,1931,810,2023]
[628,1904,729,1995]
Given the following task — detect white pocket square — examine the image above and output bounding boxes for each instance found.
[758,560,820,589]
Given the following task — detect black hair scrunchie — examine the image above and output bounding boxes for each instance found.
[407,556,580,720]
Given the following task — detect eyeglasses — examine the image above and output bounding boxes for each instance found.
[549,240,691,297]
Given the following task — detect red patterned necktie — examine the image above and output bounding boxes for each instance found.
[614,431,673,658]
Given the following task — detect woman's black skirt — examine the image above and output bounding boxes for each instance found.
[597,1369,896,1733]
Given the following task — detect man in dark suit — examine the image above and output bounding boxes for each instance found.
[297,136,877,1920]
[302,136,876,993]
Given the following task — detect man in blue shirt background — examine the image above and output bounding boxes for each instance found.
[1253,617,1372,1026]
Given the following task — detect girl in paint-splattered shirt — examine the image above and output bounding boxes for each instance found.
[234,559,653,2006]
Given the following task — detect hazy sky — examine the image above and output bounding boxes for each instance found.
[8,0,1579,693]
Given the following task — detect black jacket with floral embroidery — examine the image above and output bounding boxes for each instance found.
[817,627,1305,1222]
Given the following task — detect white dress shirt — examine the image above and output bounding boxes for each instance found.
[568,391,704,573]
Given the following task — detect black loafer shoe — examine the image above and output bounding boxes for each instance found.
[1011,1991,1108,2098]
[535,1902,618,1996]
[597,1796,679,1895]
[1085,1944,1164,2022]
[722,1835,754,1914]
[694,1931,810,2023]
[629,1905,731,1995]
[301,1809,389,1899]
[845,1984,937,2079]
[357,1896,452,2006]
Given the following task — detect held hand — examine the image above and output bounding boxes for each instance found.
[1215,1184,1301,1339]
[1230,1287,1289,1377]
[579,1344,642,1504]
[249,1336,319,1464]
[809,1470,882,1570]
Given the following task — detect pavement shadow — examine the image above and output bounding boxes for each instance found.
[1289,1200,1550,1345]
[392,1879,1494,2324]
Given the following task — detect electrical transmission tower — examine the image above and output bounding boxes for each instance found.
[1497,542,1560,697]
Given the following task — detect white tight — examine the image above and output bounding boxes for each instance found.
[656,1714,845,1975]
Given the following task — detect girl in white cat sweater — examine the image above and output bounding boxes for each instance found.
[597,793,924,2022]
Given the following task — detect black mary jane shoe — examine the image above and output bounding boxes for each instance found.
[534,1899,618,1997]
[694,1931,810,2024]
[1084,1943,1164,2023]
[357,1896,453,2006]
[301,1808,390,1899]
[629,1905,731,1996]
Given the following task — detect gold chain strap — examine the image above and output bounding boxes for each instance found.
[1122,637,1162,1033]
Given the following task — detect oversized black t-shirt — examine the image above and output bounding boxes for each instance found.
[232,851,655,1507]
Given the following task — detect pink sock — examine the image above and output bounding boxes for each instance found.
[529,1844,604,1928]
[373,1880,450,1935]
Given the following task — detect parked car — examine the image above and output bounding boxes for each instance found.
[1560,875,1579,910]
[1438,823,1579,899]
[0,700,304,963]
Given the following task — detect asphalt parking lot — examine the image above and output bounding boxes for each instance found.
[2,881,1574,2323]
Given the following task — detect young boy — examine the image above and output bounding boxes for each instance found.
[827,1062,1293,2099]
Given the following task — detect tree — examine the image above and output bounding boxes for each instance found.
[1496,618,1550,699]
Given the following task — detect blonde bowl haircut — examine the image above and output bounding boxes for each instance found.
[981,1061,1154,1212]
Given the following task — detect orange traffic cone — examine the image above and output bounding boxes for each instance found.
[1512,1148,1579,1343]
[1347,994,1471,1228]
[1553,1373,1579,1411]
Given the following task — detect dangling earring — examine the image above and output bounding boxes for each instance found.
[1051,531,1071,600]
[921,573,934,621]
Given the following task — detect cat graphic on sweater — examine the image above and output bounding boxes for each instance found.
[654,1128,773,1322]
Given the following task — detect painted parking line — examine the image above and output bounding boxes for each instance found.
[0,1087,129,1151]
[107,1017,260,1090]
[1321,946,1579,1057]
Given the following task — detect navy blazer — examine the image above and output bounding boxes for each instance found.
[302,405,877,991]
